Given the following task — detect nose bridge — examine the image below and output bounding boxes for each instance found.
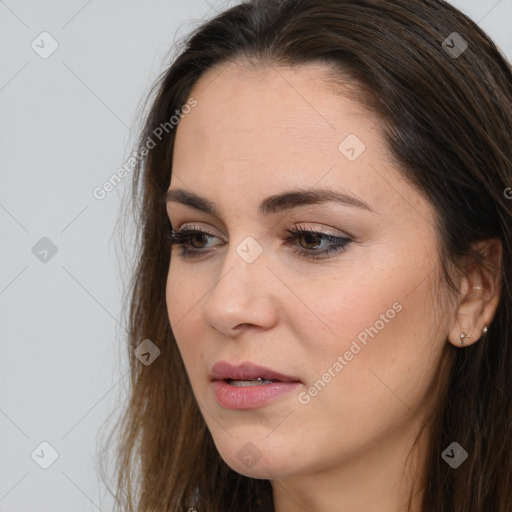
[202,233,276,333]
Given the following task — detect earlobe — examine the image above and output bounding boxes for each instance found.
[457,325,489,347]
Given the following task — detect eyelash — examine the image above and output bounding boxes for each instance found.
[166,225,352,260]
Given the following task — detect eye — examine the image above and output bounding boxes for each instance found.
[284,225,351,259]
[166,224,352,260]
[167,226,219,258]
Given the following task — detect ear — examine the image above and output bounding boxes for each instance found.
[447,238,503,348]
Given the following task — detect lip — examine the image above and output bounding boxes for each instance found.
[210,361,302,410]
[210,361,300,383]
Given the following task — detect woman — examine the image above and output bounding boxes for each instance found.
[101,1,512,510]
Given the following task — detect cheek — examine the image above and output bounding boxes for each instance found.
[283,266,406,362]
[289,259,445,407]
[165,267,184,333]
[166,256,206,328]
[165,267,206,373]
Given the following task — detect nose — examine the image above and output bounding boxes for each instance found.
[202,237,278,337]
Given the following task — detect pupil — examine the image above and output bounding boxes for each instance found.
[303,233,319,249]
[192,234,206,248]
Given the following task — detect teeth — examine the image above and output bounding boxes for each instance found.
[228,378,276,386]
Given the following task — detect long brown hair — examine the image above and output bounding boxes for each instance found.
[98,1,512,510]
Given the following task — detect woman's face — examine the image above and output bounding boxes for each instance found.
[166,61,455,482]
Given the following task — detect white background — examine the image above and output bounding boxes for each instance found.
[1,1,511,510]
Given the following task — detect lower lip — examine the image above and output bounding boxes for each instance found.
[212,380,302,409]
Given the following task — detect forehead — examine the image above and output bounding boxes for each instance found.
[173,61,386,177]
[177,61,377,158]
[169,61,432,227]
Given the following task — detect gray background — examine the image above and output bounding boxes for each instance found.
[1,1,511,510]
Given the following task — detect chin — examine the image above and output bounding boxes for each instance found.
[213,438,303,479]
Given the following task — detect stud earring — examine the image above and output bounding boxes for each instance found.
[460,332,471,346]
[482,326,488,335]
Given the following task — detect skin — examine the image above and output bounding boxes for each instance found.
[165,61,502,512]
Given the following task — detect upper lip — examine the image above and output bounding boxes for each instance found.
[210,361,301,383]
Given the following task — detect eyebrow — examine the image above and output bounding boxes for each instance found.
[165,187,375,215]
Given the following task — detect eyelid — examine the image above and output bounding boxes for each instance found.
[293,223,352,239]
[172,222,223,238]
[171,220,352,240]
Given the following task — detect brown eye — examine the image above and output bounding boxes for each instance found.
[297,231,323,250]
[285,226,352,260]
[168,228,219,258]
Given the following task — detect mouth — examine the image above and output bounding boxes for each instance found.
[224,377,281,386]
[210,360,301,384]
[209,361,302,409]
